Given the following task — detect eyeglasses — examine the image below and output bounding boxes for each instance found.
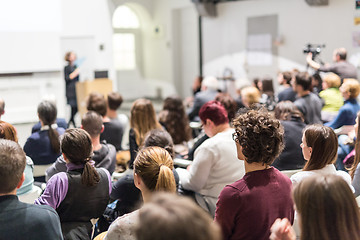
[232,132,239,142]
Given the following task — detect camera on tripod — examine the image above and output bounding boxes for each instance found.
[303,43,325,59]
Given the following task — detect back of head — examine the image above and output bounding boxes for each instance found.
[199,100,228,126]
[261,77,274,94]
[303,125,337,171]
[136,193,222,240]
[282,71,292,85]
[274,101,304,122]
[232,109,284,165]
[86,92,107,117]
[323,73,341,88]
[0,98,5,116]
[107,91,123,110]
[0,139,26,194]
[134,146,176,193]
[0,121,18,142]
[163,96,184,112]
[38,100,60,153]
[241,86,261,106]
[294,72,312,91]
[341,79,360,99]
[61,128,100,186]
[215,93,237,122]
[130,98,160,145]
[201,76,218,91]
[335,47,347,60]
[294,174,360,240]
[143,129,174,158]
[81,111,103,138]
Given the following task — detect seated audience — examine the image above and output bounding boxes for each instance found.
[292,72,322,124]
[87,92,124,151]
[348,112,360,196]
[35,129,111,239]
[104,146,176,240]
[311,72,323,94]
[128,98,162,168]
[240,86,261,109]
[158,96,192,155]
[290,125,353,190]
[187,76,219,121]
[0,121,35,196]
[45,111,117,180]
[23,100,65,182]
[259,77,277,111]
[270,175,360,240]
[215,109,294,240]
[215,92,237,123]
[135,193,222,240]
[32,118,67,133]
[272,101,306,170]
[0,139,63,239]
[319,73,343,122]
[277,71,297,102]
[325,78,360,129]
[0,97,4,119]
[102,129,179,231]
[177,101,245,217]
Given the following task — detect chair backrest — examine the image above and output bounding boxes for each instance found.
[281,169,302,178]
[33,164,53,178]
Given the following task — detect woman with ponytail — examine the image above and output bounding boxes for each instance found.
[104,146,176,240]
[24,100,65,182]
[35,129,111,240]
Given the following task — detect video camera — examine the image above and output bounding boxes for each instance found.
[303,43,325,59]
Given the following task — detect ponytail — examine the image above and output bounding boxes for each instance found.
[155,165,176,192]
[82,160,100,187]
[48,125,60,153]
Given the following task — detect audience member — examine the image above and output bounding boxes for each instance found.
[104,146,176,240]
[45,111,116,180]
[158,96,192,154]
[310,73,323,94]
[0,97,5,119]
[128,98,162,168]
[325,78,360,129]
[23,100,65,182]
[270,175,360,240]
[215,109,294,240]
[87,92,124,151]
[277,71,297,102]
[259,77,277,111]
[290,125,353,190]
[293,72,322,124]
[319,73,343,122]
[177,101,245,217]
[0,121,35,196]
[187,76,218,121]
[0,139,63,239]
[215,92,237,122]
[348,112,360,196]
[35,128,111,239]
[240,86,261,109]
[272,101,306,170]
[135,193,222,240]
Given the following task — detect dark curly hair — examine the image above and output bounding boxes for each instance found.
[232,109,284,165]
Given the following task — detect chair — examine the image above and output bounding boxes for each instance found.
[281,169,302,178]
[33,164,53,178]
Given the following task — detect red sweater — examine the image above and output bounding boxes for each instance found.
[215,167,294,240]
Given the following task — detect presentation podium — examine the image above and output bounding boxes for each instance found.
[76,78,113,117]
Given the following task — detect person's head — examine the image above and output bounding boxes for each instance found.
[162,96,184,113]
[261,77,274,95]
[340,79,360,100]
[292,72,312,92]
[215,93,237,122]
[274,101,304,122]
[0,121,18,143]
[107,91,123,111]
[322,73,341,90]
[81,111,103,138]
[278,71,292,85]
[294,174,360,240]
[232,109,284,165]
[301,125,337,171]
[136,193,222,240]
[201,76,218,91]
[252,77,261,90]
[240,86,261,108]
[61,128,100,186]
[199,101,228,137]
[333,48,347,61]
[86,92,107,117]
[37,100,60,153]
[134,146,176,193]
[350,111,360,178]
[143,129,174,159]
[130,98,161,146]
[0,97,5,118]
[64,51,76,63]
[311,73,322,92]
[0,139,26,194]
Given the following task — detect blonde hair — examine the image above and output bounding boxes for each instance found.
[134,146,176,193]
[341,79,360,99]
[130,99,162,146]
[323,73,341,88]
[241,86,261,106]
